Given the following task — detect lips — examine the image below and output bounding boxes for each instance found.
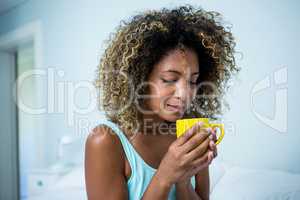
[166,104,184,113]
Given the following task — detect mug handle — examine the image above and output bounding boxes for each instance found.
[209,123,225,145]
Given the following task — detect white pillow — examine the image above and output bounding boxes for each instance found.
[209,157,232,192]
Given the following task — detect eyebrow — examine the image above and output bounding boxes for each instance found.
[162,70,199,75]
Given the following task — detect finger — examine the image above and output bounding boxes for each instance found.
[206,151,214,165]
[185,136,210,162]
[186,144,211,167]
[211,140,217,154]
[186,138,210,162]
[175,122,205,146]
[212,128,218,143]
[189,164,208,177]
[213,147,218,158]
[181,128,211,153]
[209,140,213,149]
[188,146,211,167]
[209,140,216,151]
[206,151,214,163]
[207,142,217,159]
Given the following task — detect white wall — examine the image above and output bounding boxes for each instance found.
[0,0,299,172]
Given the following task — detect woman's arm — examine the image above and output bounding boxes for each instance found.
[84,126,129,200]
[85,126,176,200]
[175,166,209,200]
[175,181,202,200]
[140,171,173,199]
[174,166,210,200]
[195,166,210,200]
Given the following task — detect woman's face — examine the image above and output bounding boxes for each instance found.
[142,47,199,122]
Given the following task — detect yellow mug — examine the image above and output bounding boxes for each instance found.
[176,118,225,145]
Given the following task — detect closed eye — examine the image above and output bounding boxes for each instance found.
[161,78,177,83]
[161,78,197,86]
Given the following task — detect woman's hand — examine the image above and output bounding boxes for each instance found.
[156,122,217,186]
[177,128,218,186]
[209,127,218,158]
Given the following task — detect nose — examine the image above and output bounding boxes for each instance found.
[173,79,191,104]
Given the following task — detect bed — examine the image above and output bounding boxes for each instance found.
[27,157,300,200]
[210,158,300,199]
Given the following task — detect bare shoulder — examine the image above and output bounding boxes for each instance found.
[85,124,125,171]
[84,124,128,199]
[85,125,123,153]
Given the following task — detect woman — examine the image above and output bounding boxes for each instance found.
[85,4,239,200]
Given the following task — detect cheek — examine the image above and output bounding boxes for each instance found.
[147,85,171,109]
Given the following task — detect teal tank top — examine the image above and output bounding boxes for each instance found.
[98,119,196,200]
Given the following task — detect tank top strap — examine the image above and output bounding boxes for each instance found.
[97,119,137,173]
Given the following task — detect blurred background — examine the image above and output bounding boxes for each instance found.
[0,0,299,199]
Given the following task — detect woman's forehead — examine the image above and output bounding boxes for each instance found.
[154,48,199,74]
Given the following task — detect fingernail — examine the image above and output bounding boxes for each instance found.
[212,131,216,137]
[187,131,193,136]
[197,121,204,126]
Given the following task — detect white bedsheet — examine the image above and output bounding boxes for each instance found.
[211,165,300,200]
[27,160,300,200]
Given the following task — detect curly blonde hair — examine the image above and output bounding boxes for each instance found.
[95,4,240,135]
